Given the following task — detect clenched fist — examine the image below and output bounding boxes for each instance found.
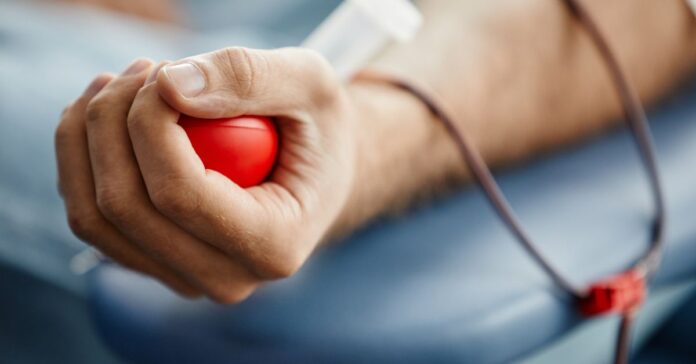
[56,48,357,303]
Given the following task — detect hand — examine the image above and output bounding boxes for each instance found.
[56,48,357,303]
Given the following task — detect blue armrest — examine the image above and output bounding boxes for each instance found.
[88,80,696,364]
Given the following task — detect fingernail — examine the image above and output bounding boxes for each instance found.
[122,59,150,76]
[163,63,205,98]
[84,75,111,97]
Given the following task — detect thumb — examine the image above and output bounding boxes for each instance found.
[155,47,337,119]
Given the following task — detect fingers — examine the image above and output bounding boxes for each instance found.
[128,84,306,279]
[55,72,201,297]
[154,47,340,118]
[85,60,260,302]
[146,60,170,84]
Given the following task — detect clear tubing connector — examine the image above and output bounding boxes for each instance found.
[301,0,423,81]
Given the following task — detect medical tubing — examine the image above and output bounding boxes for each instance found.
[560,0,666,280]
[560,1,666,360]
[354,1,666,363]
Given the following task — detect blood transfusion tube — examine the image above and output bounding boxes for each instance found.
[178,0,422,187]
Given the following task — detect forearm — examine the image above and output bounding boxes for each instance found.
[332,0,696,237]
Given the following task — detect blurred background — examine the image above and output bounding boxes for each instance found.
[1,1,696,363]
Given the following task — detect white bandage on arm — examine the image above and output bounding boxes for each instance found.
[689,0,696,16]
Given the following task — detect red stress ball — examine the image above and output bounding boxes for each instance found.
[178,115,278,188]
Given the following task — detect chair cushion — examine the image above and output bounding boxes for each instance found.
[89,79,696,363]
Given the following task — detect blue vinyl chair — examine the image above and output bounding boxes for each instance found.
[88,79,696,363]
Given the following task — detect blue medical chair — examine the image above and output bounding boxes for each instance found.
[88,80,696,363]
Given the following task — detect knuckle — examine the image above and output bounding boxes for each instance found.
[56,102,81,146]
[125,105,143,130]
[60,102,74,118]
[297,48,340,106]
[217,47,264,100]
[54,122,73,148]
[250,248,305,280]
[150,180,200,218]
[206,283,256,305]
[300,48,333,75]
[127,85,154,129]
[95,185,133,224]
[134,82,155,100]
[66,208,101,241]
[85,95,113,125]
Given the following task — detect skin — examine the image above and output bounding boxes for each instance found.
[55,0,696,302]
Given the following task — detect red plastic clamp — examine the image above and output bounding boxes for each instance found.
[578,270,646,316]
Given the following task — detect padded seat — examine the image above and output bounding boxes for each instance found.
[89,80,696,363]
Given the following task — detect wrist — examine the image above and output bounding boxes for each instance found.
[326,78,454,240]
